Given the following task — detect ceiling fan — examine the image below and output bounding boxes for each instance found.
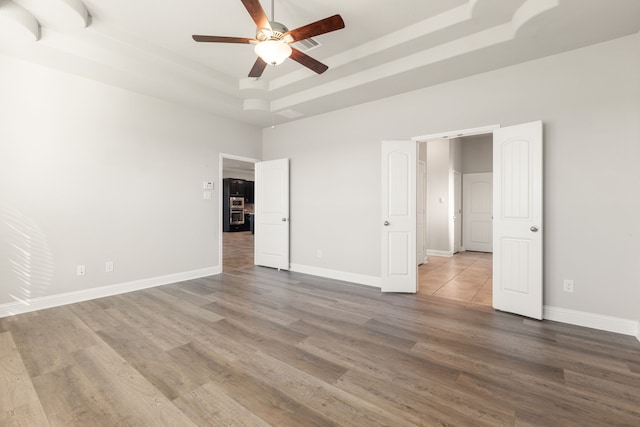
[192,0,345,78]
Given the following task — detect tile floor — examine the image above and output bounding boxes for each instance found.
[418,251,492,306]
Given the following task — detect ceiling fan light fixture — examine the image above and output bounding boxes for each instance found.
[254,40,292,66]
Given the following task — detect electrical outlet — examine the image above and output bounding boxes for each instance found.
[317,249,322,258]
[77,265,86,276]
[563,279,574,293]
[105,261,114,273]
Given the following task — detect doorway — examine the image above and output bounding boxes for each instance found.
[417,130,495,306]
[220,155,257,272]
[382,121,543,319]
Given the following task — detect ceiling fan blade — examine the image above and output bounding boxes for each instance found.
[241,0,271,31]
[284,14,345,42]
[290,48,329,74]
[248,57,268,78]
[192,35,255,44]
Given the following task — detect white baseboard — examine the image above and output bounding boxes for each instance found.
[426,250,453,257]
[543,305,639,338]
[5,267,637,341]
[0,266,221,318]
[289,263,381,288]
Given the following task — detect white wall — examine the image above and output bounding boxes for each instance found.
[263,33,640,324]
[0,54,261,308]
[462,135,493,173]
[450,138,463,172]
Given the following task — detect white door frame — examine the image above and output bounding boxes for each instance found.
[390,124,499,293]
[417,160,426,265]
[414,124,499,257]
[452,170,462,253]
[218,153,260,271]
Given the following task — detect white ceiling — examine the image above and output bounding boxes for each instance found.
[1,0,639,127]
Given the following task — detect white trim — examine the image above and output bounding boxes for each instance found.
[0,266,220,318]
[543,305,639,337]
[413,124,500,142]
[290,263,381,288]
[426,249,453,257]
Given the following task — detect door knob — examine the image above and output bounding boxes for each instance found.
[282,218,288,222]
[530,225,539,232]
[384,221,390,226]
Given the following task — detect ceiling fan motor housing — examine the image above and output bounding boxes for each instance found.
[257,21,294,43]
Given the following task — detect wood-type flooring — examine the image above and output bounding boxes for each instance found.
[223,231,254,272]
[1,266,639,426]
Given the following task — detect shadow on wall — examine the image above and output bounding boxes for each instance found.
[1,207,54,311]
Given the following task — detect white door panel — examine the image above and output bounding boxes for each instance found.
[493,121,543,319]
[463,173,493,252]
[381,141,417,293]
[255,158,289,270]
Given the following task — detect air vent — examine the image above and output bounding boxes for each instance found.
[294,37,321,52]
[276,109,304,119]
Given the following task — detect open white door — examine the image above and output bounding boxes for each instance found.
[493,121,543,319]
[254,158,289,270]
[381,141,417,293]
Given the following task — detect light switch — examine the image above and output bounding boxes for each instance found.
[203,191,212,200]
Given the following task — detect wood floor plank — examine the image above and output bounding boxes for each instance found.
[168,342,337,427]
[297,333,460,387]
[458,369,640,426]
[173,381,271,427]
[628,359,640,374]
[240,350,413,427]
[289,317,417,353]
[158,284,220,307]
[202,303,306,346]
[334,369,515,426]
[0,332,49,427]
[71,344,198,426]
[411,338,565,385]
[205,318,348,384]
[32,364,123,426]
[7,307,99,377]
[563,369,640,412]
[204,290,298,326]
[95,325,208,401]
